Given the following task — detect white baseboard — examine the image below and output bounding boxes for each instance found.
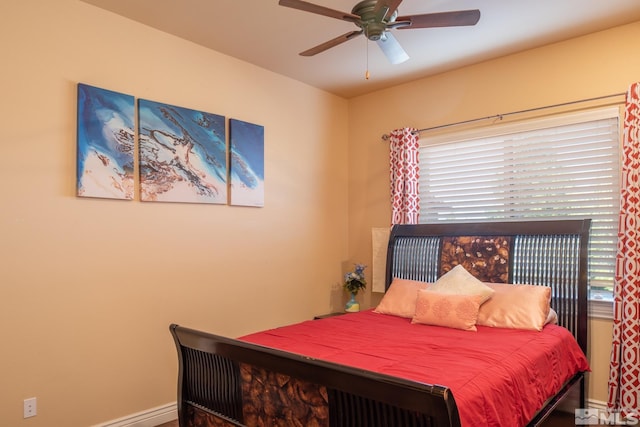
[93,402,177,427]
[588,399,608,411]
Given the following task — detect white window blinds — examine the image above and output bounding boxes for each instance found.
[419,107,621,292]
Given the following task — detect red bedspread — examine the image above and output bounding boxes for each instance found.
[240,309,589,427]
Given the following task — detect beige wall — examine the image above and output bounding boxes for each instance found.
[2,0,637,424]
[0,1,349,426]
[348,21,640,405]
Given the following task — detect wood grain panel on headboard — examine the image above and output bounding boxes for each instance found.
[441,236,511,282]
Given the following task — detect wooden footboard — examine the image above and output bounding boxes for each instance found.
[170,324,461,427]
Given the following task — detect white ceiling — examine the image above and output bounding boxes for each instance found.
[81,0,640,98]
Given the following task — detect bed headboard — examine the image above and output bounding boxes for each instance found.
[385,220,591,354]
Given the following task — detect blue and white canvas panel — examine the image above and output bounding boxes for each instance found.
[76,83,135,200]
[138,99,226,204]
[229,119,264,207]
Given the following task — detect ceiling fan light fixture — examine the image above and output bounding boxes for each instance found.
[278,0,480,63]
[362,22,386,40]
[376,32,409,64]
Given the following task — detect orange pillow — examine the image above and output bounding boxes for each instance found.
[374,278,429,318]
[411,290,485,332]
[476,283,551,331]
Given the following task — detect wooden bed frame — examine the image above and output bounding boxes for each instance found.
[170,219,591,427]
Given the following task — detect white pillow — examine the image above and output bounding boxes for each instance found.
[429,265,494,303]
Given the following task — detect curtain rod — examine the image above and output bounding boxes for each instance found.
[380,91,626,141]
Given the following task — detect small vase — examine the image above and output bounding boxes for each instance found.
[345,292,360,312]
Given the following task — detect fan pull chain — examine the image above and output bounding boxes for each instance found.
[365,38,370,80]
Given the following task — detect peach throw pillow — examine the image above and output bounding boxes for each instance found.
[411,290,485,331]
[374,278,429,318]
[477,283,551,331]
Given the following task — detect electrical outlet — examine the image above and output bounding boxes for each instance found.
[24,397,36,418]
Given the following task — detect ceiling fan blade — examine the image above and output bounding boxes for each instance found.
[373,0,403,21]
[278,0,361,23]
[300,30,363,56]
[395,9,481,29]
[376,32,409,64]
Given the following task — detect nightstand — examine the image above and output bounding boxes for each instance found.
[313,312,347,320]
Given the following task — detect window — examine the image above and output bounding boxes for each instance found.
[418,107,621,311]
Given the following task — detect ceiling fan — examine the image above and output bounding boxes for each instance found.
[278,0,481,65]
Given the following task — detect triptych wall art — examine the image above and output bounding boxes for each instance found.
[76,83,265,207]
[138,99,227,204]
[76,84,135,200]
[229,119,265,207]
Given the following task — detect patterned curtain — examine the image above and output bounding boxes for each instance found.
[389,127,419,225]
[608,81,640,417]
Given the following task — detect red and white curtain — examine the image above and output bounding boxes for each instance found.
[608,81,640,417]
[389,127,419,225]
